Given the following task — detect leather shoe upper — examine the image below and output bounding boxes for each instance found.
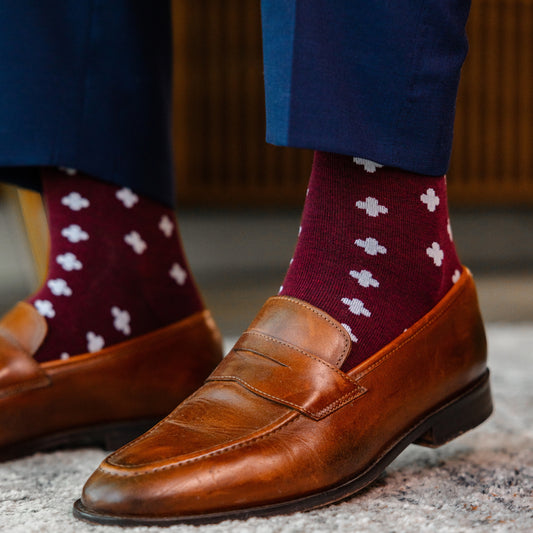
[0,302,223,455]
[81,268,487,519]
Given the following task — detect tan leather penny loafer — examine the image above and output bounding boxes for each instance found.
[0,302,223,461]
[75,268,492,526]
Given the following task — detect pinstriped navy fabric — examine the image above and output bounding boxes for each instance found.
[262,0,471,175]
[0,1,175,206]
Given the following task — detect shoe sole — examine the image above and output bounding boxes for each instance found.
[73,370,493,526]
[0,418,161,462]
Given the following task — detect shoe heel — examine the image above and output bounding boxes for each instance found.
[415,371,493,448]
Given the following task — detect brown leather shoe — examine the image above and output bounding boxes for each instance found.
[75,268,492,526]
[0,302,223,461]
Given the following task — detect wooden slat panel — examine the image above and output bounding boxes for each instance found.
[173,0,312,206]
[448,0,533,204]
[171,1,311,207]
[172,1,533,207]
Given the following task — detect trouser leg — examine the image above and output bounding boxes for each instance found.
[0,0,174,205]
[261,0,471,175]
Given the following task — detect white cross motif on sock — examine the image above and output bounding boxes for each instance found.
[426,242,444,266]
[86,332,105,352]
[341,323,358,343]
[341,297,371,317]
[61,192,90,211]
[353,157,383,173]
[124,231,147,254]
[452,269,461,283]
[169,263,187,285]
[116,188,139,208]
[58,167,78,176]
[34,299,55,318]
[60,352,70,360]
[420,188,440,212]
[111,306,131,336]
[61,224,89,243]
[47,278,72,296]
[349,269,379,288]
[57,252,82,271]
[158,215,174,237]
[356,197,388,217]
[355,237,387,256]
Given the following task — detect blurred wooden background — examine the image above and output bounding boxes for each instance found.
[172,0,533,207]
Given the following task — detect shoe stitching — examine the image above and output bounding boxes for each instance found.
[270,296,351,366]
[316,386,367,417]
[99,276,476,480]
[352,273,470,380]
[43,311,210,374]
[241,331,358,385]
[106,384,211,461]
[210,375,364,419]
[100,412,301,477]
[233,347,289,367]
[351,370,490,481]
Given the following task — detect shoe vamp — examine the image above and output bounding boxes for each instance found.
[108,380,290,467]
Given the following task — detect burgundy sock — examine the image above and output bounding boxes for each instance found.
[28,168,203,362]
[280,151,462,371]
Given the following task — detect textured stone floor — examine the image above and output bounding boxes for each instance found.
[0,326,532,533]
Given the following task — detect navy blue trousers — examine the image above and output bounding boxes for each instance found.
[0,1,470,205]
[262,0,471,176]
[0,1,174,205]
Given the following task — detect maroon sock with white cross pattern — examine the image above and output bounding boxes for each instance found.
[28,167,203,362]
[279,151,462,371]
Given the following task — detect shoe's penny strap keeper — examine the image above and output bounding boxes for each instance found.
[207,331,366,420]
